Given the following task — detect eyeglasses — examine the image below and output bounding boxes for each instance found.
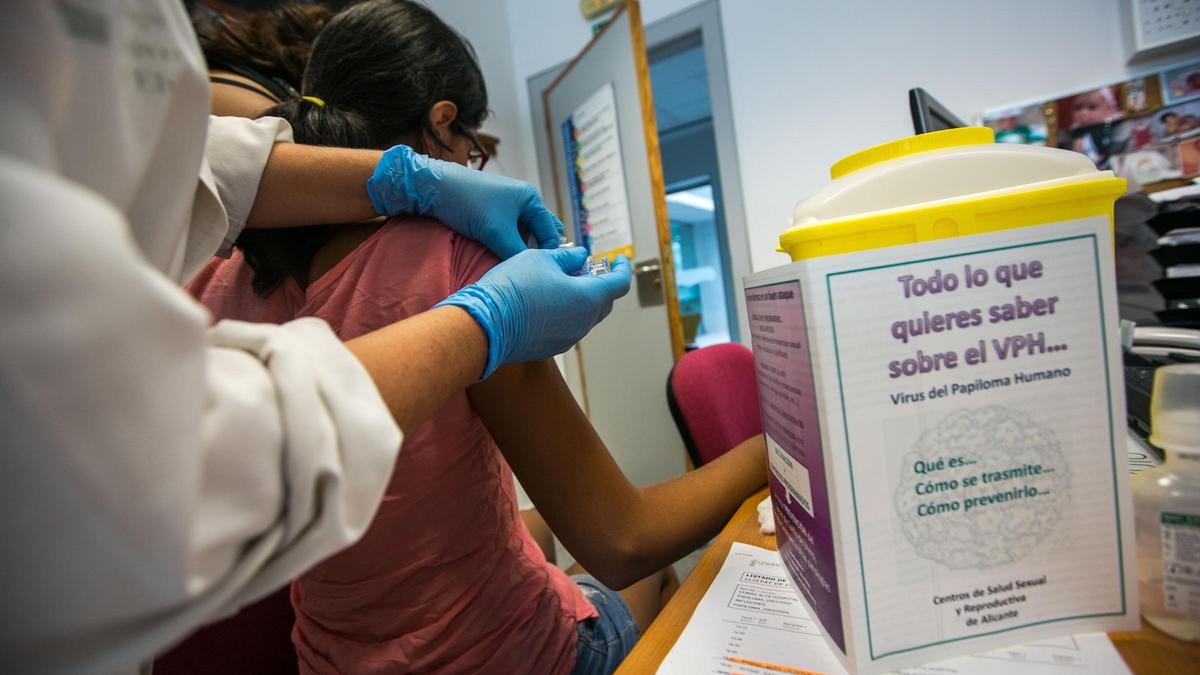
[453,120,489,171]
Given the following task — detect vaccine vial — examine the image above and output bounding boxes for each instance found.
[557,237,610,276]
[584,256,611,276]
[1133,364,1200,641]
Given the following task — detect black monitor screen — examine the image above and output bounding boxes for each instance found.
[910,88,967,134]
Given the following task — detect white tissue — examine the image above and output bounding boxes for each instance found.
[757,496,775,534]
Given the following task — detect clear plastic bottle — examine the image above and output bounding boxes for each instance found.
[1133,363,1200,641]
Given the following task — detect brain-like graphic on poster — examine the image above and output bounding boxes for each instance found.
[894,406,1071,569]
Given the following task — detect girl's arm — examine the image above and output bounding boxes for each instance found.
[346,305,486,435]
[469,359,766,589]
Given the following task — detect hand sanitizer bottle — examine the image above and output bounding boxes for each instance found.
[1133,364,1200,641]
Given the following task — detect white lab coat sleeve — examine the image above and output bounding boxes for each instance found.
[0,156,401,675]
[188,116,294,277]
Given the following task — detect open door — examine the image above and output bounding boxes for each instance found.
[544,0,686,484]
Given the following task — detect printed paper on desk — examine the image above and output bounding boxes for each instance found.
[656,543,1131,675]
[658,543,848,675]
[744,220,1139,673]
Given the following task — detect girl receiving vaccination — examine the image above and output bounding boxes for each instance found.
[190,2,766,673]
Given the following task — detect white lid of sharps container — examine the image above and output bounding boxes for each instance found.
[1150,363,1200,456]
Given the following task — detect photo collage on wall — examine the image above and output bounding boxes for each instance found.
[983,60,1200,188]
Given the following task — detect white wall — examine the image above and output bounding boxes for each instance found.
[717,0,1200,271]
[422,0,536,183]
[503,0,698,81]
[437,0,1200,272]
[500,0,702,186]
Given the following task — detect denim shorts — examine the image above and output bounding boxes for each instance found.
[571,575,641,675]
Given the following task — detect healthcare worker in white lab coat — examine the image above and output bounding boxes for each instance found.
[0,1,632,673]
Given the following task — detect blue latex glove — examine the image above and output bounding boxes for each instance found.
[435,248,632,379]
[366,144,564,259]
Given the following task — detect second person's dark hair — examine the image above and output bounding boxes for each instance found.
[237,0,490,295]
[194,3,334,93]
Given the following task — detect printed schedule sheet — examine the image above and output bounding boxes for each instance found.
[656,543,1131,675]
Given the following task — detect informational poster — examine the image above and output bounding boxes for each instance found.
[743,218,1137,674]
[560,82,636,261]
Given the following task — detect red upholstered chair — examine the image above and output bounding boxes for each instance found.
[666,343,763,467]
[153,586,298,675]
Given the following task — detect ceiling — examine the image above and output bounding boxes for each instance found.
[666,184,715,224]
[650,43,711,133]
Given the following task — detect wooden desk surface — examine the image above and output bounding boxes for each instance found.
[617,488,1200,674]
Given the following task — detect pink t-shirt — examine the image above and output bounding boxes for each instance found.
[189,218,597,674]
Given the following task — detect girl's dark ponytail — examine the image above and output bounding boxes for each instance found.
[234,96,384,296]
[267,96,380,150]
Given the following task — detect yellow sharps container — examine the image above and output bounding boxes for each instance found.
[743,128,1137,674]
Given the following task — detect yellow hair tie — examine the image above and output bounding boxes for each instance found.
[301,96,326,108]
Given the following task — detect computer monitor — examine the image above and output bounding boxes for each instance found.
[909,87,967,134]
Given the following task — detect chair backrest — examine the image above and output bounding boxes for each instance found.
[667,343,762,467]
[153,586,298,675]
